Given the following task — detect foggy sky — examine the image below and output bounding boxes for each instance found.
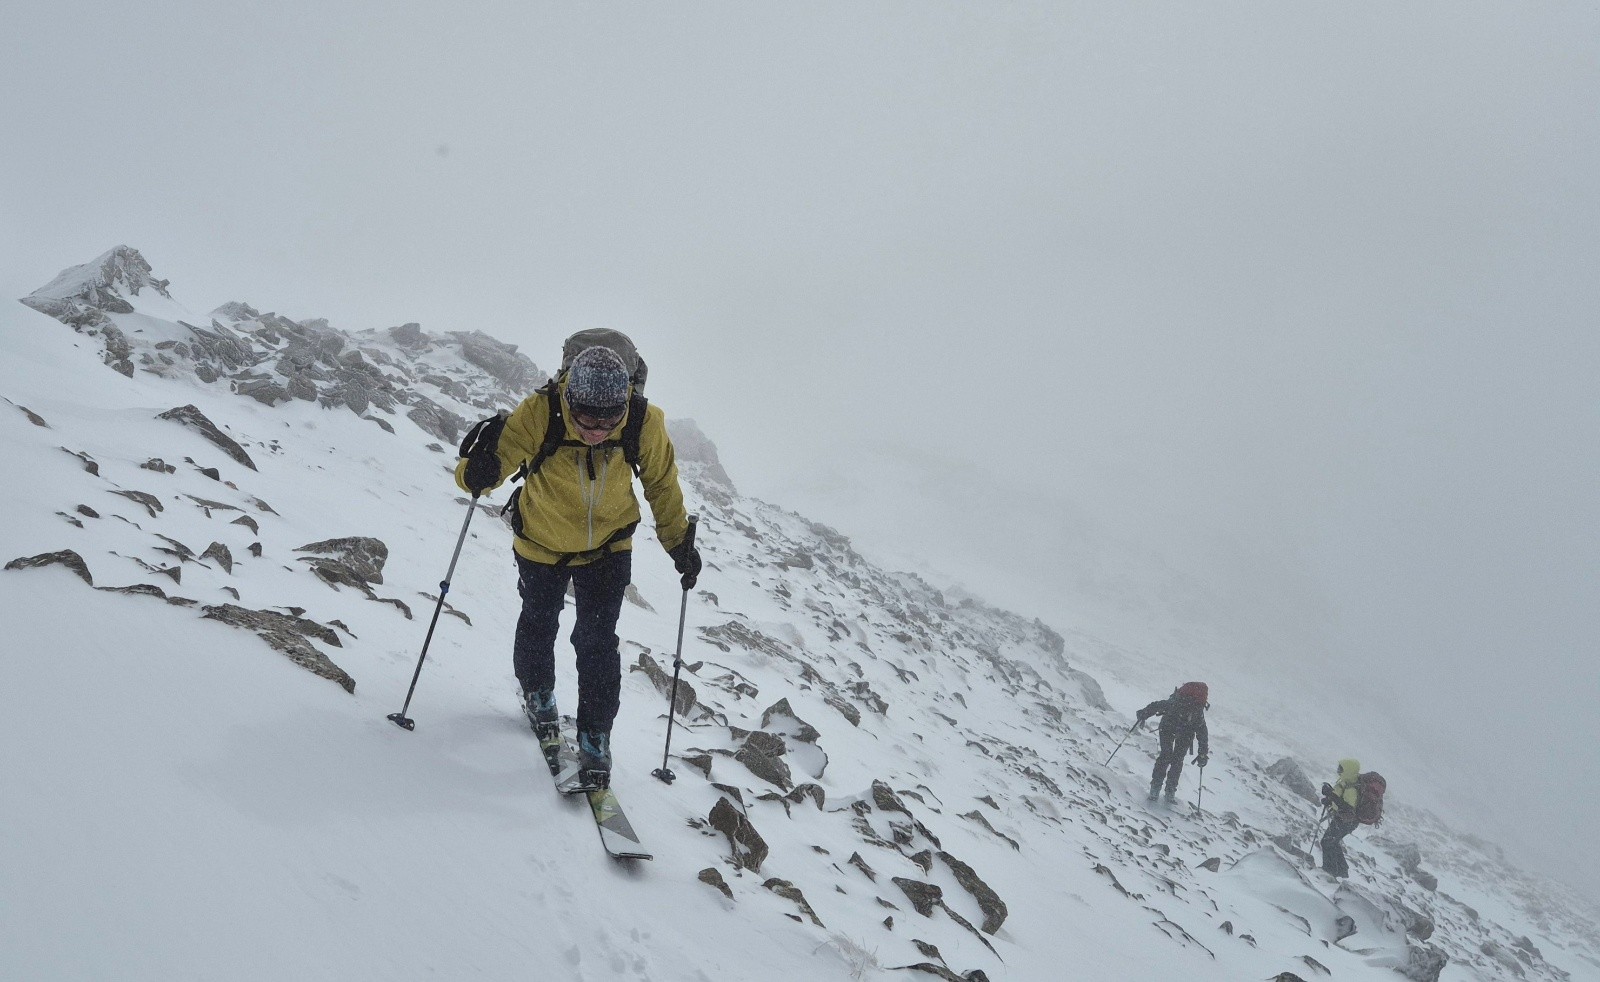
[4,2,1596,897]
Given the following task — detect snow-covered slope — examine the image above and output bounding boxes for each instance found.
[3,250,1595,982]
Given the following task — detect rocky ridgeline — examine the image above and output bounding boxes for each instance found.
[21,246,545,446]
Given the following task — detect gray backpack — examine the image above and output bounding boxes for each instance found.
[559,329,647,394]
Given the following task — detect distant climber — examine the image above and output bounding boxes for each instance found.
[1319,760,1362,878]
[1135,682,1210,803]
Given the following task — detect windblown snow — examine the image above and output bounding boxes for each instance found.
[2,248,1595,982]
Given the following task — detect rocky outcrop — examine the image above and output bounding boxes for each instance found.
[157,405,257,470]
[5,550,94,585]
[295,537,388,587]
[709,796,768,872]
[200,604,353,692]
[1267,757,1320,805]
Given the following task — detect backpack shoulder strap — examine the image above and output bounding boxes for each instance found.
[525,379,567,477]
[621,392,648,475]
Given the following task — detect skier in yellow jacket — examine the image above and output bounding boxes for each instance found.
[456,345,699,787]
[1319,759,1362,878]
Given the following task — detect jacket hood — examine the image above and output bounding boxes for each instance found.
[1337,759,1361,783]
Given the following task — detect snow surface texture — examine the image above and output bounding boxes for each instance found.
[3,249,1596,981]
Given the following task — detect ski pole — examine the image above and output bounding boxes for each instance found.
[1104,720,1141,767]
[1194,757,1206,812]
[388,493,481,731]
[1308,807,1329,868]
[652,515,698,784]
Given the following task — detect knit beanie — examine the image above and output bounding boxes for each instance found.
[566,346,630,413]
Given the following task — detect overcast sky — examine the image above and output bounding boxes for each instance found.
[4,2,1597,898]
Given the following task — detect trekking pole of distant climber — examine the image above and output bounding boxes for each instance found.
[652,516,698,784]
[1308,807,1329,868]
[1104,720,1141,767]
[388,493,481,731]
[1195,757,1206,812]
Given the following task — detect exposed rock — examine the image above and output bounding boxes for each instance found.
[76,505,100,519]
[406,395,468,445]
[629,652,698,718]
[697,867,733,900]
[5,550,93,585]
[200,604,352,692]
[762,878,824,927]
[451,330,543,393]
[666,417,737,492]
[140,458,177,474]
[1267,757,1321,805]
[8,401,49,427]
[1199,857,1222,872]
[60,448,99,476]
[893,878,944,917]
[108,489,163,519]
[201,542,234,574]
[1398,940,1449,982]
[295,537,388,586]
[849,852,877,882]
[156,405,257,470]
[759,697,821,743]
[734,731,792,790]
[231,515,260,535]
[623,584,654,612]
[871,780,912,816]
[937,851,1007,934]
[708,797,768,872]
[235,377,289,406]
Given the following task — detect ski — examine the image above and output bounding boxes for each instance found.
[582,786,653,860]
[539,724,651,860]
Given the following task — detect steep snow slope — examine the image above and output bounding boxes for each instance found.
[2,251,1595,982]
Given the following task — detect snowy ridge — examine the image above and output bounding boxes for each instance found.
[3,249,1597,982]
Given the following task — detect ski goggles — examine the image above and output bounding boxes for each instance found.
[571,406,625,431]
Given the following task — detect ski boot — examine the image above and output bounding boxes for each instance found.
[577,729,612,790]
[522,689,561,764]
[1162,786,1178,805]
[1147,782,1161,802]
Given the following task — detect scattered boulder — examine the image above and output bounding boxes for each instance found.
[759,697,821,743]
[697,867,733,900]
[156,405,257,470]
[762,878,824,927]
[201,542,234,574]
[708,796,768,872]
[231,515,259,535]
[200,604,353,692]
[893,877,943,917]
[1267,757,1320,805]
[734,731,793,790]
[939,852,1007,933]
[295,537,388,587]
[5,550,93,585]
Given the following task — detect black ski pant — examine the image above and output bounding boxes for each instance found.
[1151,728,1193,793]
[1321,812,1359,878]
[513,551,631,737]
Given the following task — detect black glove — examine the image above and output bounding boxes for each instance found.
[1194,753,1209,767]
[1135,710,1149,724]
[459,414,505,494]
[668,540,702,590]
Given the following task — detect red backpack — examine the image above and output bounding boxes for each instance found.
[1355,772,1387,825]
[1177,681,1209,706]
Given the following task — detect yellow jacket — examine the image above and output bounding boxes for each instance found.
[1330,759,1361,812]
[455,382,690,566]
